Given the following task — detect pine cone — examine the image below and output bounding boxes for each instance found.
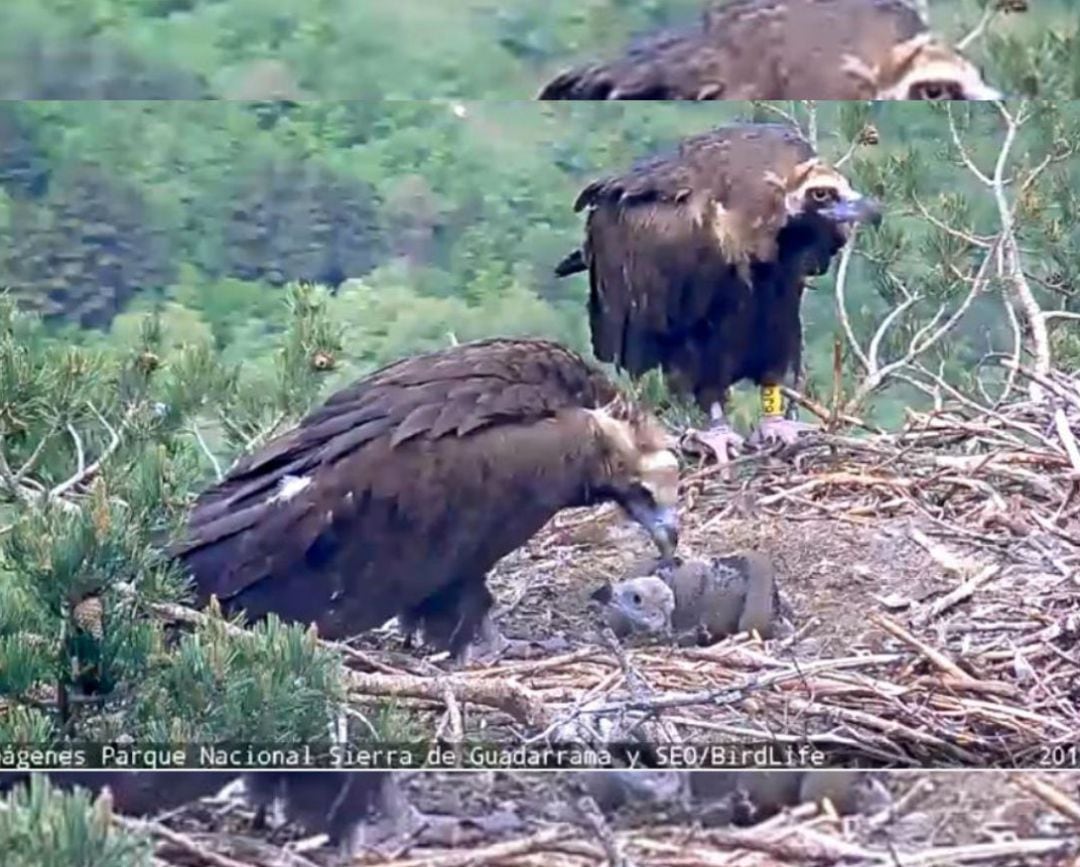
[73,595,105,639]
[135,350,160,374]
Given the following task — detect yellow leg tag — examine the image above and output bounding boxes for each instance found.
[761,384,783,417]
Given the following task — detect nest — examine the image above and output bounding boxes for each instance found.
[338,367,1079,766]
[53,771,1080,866]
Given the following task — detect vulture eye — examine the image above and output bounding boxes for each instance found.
[910,80,961,101]
[807,187,837,204]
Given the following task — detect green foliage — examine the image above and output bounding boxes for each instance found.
[1,98,1077,431]
[0,775,154,867]
[131,612,347,744]
[0,105,50,199]
[0,777,155,863]
[1,163,175,326]
[325,269,585,378]
[0,3,206,100]
[0,0,1072,99]
[200,156,384,288]
[0,292,407,745]
[0,93,1075,754]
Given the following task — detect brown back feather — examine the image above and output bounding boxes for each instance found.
[576,124,814,384]
[540,0,929,101]
[171,339,639,643]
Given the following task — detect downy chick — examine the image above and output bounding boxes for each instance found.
[592,551,791,644]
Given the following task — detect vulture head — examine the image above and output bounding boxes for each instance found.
[773,158,883,276]
[590,574,677,637]
[714,148,882,277]
[587,398,681,557]
[538,0,1003,101]
[843,33,1003,101]
[777,158,883,228]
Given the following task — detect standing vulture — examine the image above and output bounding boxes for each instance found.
[172,338,680,660]
[555,123,881,461]
[538,0,1001,101]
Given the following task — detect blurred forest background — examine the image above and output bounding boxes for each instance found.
[1,98,1078,747]
[0,0,1076,99]
[2,100,1078,426]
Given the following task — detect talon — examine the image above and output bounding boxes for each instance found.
[680,424,745,464]
[748,416,817,447]
[456,621,511,667]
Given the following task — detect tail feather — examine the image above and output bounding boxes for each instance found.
[555,248,586,277]
[538,67,613,100]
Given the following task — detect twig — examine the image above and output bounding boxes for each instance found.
[49,402,125,500]
[1014,775,1080,826]
[191,423,224,482]
[871,614,978,684]
[957,5,998,52]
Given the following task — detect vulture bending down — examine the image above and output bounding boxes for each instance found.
[173,338,680,660]
[538,0,1001,101]
[0,772,425,855]
[555,122,881,462]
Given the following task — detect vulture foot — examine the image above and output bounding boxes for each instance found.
[341,802,427,857]
[409,809,524,847]
[748,416,817,448]
[679,423,745,463]
[454,619,510,667]
[458,631,571,666]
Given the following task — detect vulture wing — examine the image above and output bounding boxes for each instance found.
[701,0,926,99]
[539,0,990,101]
[572,124,816,376]
[173,338,618,614]
[538,28,734,100]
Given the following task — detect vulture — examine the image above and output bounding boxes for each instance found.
[538,0,1002,101]
[555,122,881,460]
[0,771,415,853]
[172,338,680,660]
[592,551,791,643]
[575,770,891,823]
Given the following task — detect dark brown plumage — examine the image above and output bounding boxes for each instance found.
[556,123,881,459]
[576,770,890,824]
[538,0,1001,101]
[687,770,891,823]
[172,338,680,659]
[244,771,405,849]
[0,771,401,850]
[0,771,235,816]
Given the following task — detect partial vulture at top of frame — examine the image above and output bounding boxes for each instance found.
[537,0,1007,102]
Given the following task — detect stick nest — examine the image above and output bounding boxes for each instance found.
[342,367,1079,765]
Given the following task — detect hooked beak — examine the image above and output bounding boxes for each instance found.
[624,501,680,559]
[820,193,882,228]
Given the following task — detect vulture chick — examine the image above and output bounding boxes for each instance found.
[592,551,791,643]
[576,770,890,825]
[173,338,680,661]
[538,0,1001,101]
[688,770,892,824]
[590,574,675,639]
[572,770,689,815]
[556,122,881,463]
